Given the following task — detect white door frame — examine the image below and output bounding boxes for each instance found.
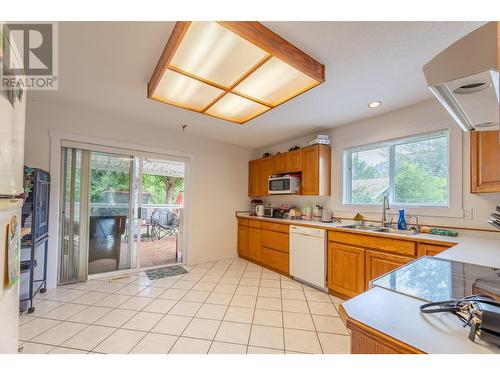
[48,130,193,288]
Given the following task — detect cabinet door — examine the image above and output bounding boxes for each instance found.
[272,153,287,174]
[248,160,260,197]
[259,157,272,196]
[301,146,319,195]
[237,225,249,257]
[328,242,365,298]
[417,243,450,257]
[365,250,413,288]
[248,227,261,262]
[471,130,500,193]
[286,149,302,172]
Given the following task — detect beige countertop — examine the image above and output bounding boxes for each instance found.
[236,212,500,353]
[236,212,500,268]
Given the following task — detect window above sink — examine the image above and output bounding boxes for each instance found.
[342,129,450,208]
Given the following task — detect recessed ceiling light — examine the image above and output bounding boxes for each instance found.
[368,101,382,108]
[148,21,325,124]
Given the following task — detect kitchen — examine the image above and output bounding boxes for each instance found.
[1,3,500,371]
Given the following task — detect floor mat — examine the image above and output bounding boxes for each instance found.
[145,265,187,280]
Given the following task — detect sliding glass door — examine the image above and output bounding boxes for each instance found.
[58,145,187,284]
[59,148,139,283]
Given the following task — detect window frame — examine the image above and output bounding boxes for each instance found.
[333,120,463,219]
[343,129,451,208]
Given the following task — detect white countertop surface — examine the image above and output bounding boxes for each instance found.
[236,212,500,353]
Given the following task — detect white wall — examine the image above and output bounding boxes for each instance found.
[256,100,500,231]
[25,100,253,286]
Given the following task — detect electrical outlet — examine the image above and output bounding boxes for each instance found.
[463,208,473,219]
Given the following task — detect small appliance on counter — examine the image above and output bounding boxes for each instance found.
[273,208,290,219]
[321,208,332,222]
[255,204,264,217]
[289,207,302,220]
[249,199,263,216]
[263,207,274,217]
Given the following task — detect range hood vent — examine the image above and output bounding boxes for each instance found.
[423,22,500,132]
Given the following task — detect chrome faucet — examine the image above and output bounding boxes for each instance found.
[381,194,391,227]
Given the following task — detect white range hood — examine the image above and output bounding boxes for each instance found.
[423,22,500,132]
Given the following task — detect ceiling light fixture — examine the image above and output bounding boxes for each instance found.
[368,101,382,108]
[148,22,325,124]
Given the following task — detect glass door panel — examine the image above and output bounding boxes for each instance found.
[139,158,185,268]
[88,152,138,275]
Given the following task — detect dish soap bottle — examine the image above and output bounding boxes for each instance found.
[397,209,406,230]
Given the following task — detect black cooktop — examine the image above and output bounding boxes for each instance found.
[370,256,500,302]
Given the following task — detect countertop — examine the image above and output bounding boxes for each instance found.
[236,212,500,353]
[236,212,500,268]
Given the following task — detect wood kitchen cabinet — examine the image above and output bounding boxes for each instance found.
[286,149,302,172]
[237,219,249,258]
[248,157,272,197]
[328,230,417,298]
[365,250,414,288]
[259,157,272,195]
[271,153,287,174]
[470,130,500,193]
[417,243,451,257]
[248,144,330,196]
[248,160,260,197]
[301,144,331,195]
[328,242,366,298]
[248,226,261,262]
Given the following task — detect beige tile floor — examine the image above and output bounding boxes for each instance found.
[18,257,350,354]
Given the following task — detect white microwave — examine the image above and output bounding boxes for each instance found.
[268,175,301,195]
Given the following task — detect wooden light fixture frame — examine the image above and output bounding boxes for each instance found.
[147,21,325,124]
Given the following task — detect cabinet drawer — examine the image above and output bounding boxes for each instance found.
[260,247,289,274]
[248,220,261,228]
[261,230,289,253]
[417,243,451,257]
[238,218,249,226]
[329,230,416,257]
[261,221,289,233]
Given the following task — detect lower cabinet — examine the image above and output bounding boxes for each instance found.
[328,242,365,298]
[248,227,261,262]
[417,243,451,257]
[237,225,249,257]
[365,250,414,289]
[260,247,289,274]
[236,218,289,274]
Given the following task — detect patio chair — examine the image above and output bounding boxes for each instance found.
[150,209,179,240]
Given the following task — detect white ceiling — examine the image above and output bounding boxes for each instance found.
[31,21,485,149]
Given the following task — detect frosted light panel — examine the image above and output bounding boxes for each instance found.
[170,22,269,88]
[234,57,318,105]
[206,93,270,122]
[153,69,224,110]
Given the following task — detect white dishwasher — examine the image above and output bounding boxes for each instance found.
[289,225,327,291]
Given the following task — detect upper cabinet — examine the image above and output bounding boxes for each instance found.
[249,157,272,197]
[248,144,331,197]
[470,130,500,193]
[301,145,331,195]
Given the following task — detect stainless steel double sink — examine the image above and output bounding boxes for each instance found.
[336,224,418,236]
